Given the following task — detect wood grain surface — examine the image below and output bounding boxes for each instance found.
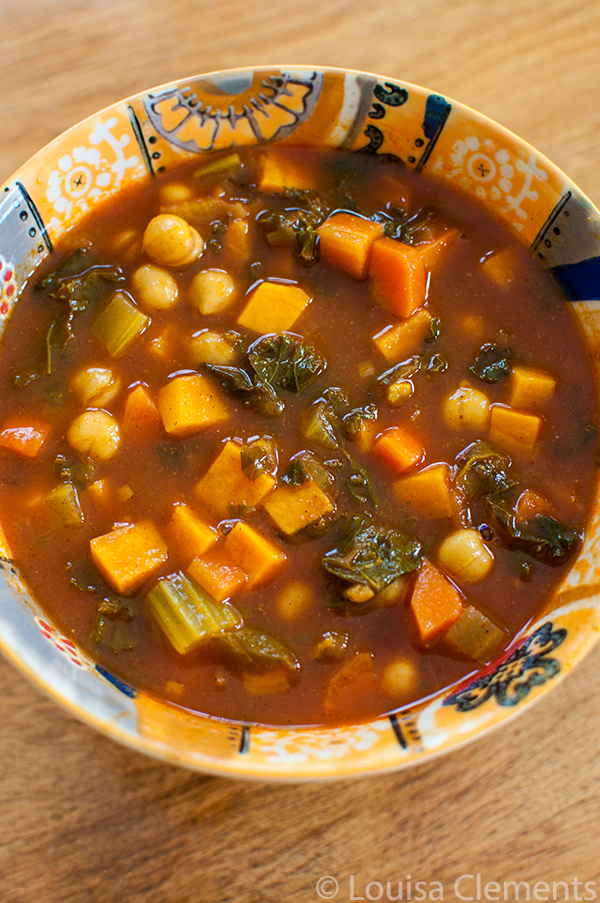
[1,2,600,901]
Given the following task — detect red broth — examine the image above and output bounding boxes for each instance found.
[0,147,595,726]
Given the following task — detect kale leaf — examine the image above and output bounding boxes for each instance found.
[470,344,513,383]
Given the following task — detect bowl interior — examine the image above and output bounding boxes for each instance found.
[1,66,600,779]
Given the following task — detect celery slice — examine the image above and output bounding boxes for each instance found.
[217,627,301,677]
[93,292,150,359]
[194,152,242,180]
[444,606,505,662]
[46,483,84,527]
[147,571,242,656]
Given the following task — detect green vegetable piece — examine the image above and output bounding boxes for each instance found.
[454,440,516,501]
[323,515,422,592]
[444,606,505,662]
[97,596,135,622]
[147,571,243,656]
[470,344,513,383]
[257,191,330,264]
[35,248,91,291]
[46,483,84,527]
[93,291,150,358]
[46,313,75,375]
[303,400,339,449]
[485,500,582,566]
[217,626,301,676]
[54,453,95,486]
[311,630,349,663]
[205,364,255,394]
[424,317,441,342]
[110,626,136,654]
[377,356,422,387]
[67,560,100,593]
[425,353,448,377]
[343,404,378,441]
[240,437,278,482]
[248,334,326,394]
[194,152,242,180]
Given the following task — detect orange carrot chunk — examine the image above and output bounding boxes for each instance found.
[0,416,50,458]
[317,213,384,280]
[410,559,463,646]
[375,425,424,474]
[369,236,427,319]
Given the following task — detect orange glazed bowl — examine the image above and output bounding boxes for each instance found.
[0,66,600,780]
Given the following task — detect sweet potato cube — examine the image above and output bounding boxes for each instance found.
[375,426,424,474]
[158,373,228,438]
[323,652,376,718]
[90,520,168,595]
[257,152,316,193]
[317,213,385,280]
[123,383,161,434]
[262,480,335,535]
[224,218,251,261]
[480,247,516,288]
[369,236,427,319]
[514,489,554,523]
[237,280,311,334]
[444,605,505,662]
[187,554,246,602]
[489,404,542,460]
[223,521,287,590]
[167,503,218,564]
[194,440,276,519]
[394,463,456,519]
[410,559,463,645]
[373,308,433,363]
[417,228,460,270]
[0,416,50,458]
[509,366,556,410]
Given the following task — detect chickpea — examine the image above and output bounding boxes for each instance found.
[131,264,179,310]
[71,367,120,408]
[141,214,204,268]
[67,410,121,462]
[158,182,193,206]
[276,580,312,620]
[381,657,418,699]
[188,330,237,366]
[437,528,494,584]
[189,269,237,315]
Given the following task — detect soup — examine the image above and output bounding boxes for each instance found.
[0,147,595,726]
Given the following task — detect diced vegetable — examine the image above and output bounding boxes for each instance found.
[90,520,168,595]
[373,308,433,363]
[369,237,427,319]
[222,521,287,590]
[322,515,422,594]
[194,439,277,518]
[237,280,311,334]
[437,528,494,584]
[93,291,150,358]
[123,384,161,434]
[248,333,326,394]
[317,212,385,280]
[224,219,251,262]
[509,366,556,410]
[374,425,424,474]
[187,554,247,602]
[442,384,490,430]
[409,559,463,645]
[194,152,242,180]
[217,627,300,685]
[485,497,582,566]
[323,652,376,717]
[311,631,348,663]
[444,606,506,661]
[453,440,516,502]
[257,152,316,193]
[303,400,339,449]
[166,503,218,564]
[157,373,228,438]
[417,228,460,270]
[470,344,512,383]
[263,479,335,535]
[147,571,242,656]
[480,247,516,288]
[514,489,554,522]
[0,416,50,458]
[394,463,456,519]
[46,482,84,527]
[489,404,543,460]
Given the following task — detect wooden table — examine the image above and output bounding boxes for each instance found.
[1,1,600,900]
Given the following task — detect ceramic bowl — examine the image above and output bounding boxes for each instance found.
[1,66,599,780]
